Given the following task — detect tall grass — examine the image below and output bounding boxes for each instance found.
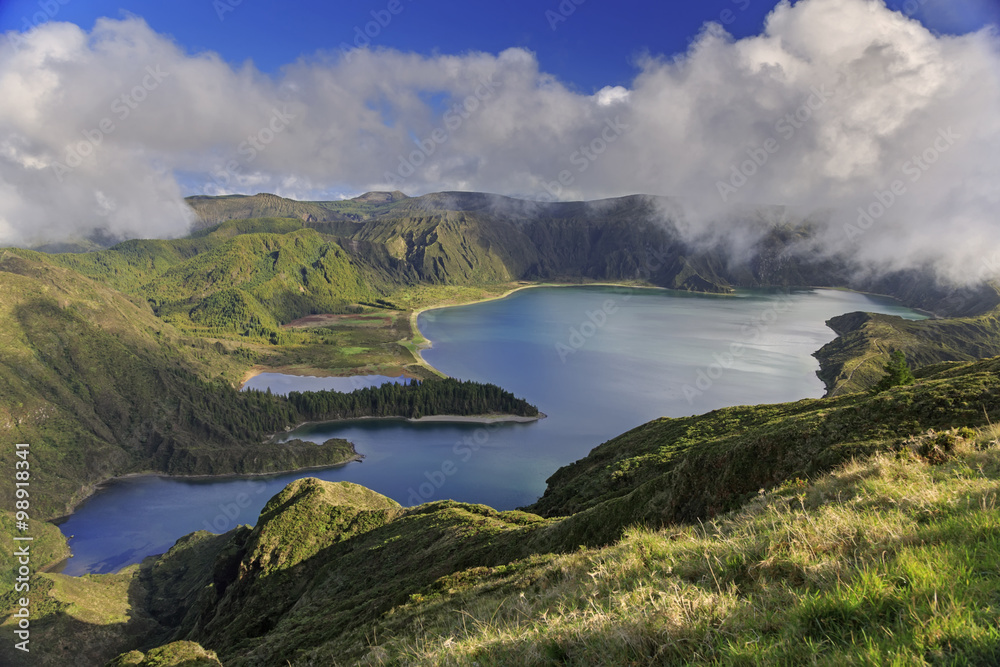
[358,429,1000,666]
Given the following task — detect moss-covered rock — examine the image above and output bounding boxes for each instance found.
[106,641,222,666]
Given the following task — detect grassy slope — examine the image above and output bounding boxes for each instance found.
[42,219,430,374]
[148,228,382,326]
[815,307,1000,396]
[349,211,540,285]
[107,642,223,667]
[7,358,998,666]
[0,253,363,572]
[49,222,390,332]
[363,433,1000,666]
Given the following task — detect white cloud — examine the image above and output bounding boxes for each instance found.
[594,85,631,106]
[0,0,997,283]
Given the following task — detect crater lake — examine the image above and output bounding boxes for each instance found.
[55,286,925,575]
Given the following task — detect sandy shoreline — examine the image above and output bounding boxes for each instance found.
[273,411,547,437]
[235,281,665,386]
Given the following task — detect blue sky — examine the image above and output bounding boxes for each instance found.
[1,0,997,92]
[1,0,998,271]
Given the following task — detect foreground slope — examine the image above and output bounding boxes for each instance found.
[359,431,1000,666]
[7,358,1000,665]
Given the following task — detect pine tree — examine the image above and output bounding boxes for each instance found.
[872,350,916,394]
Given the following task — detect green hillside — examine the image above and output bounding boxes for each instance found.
[46,222,395,338]
[5,357,1000,665]
[815,307,1000,395]
[184,193,986,318]
[0,250,537,528]
[0,252,359,521]
[3,190,1000,665]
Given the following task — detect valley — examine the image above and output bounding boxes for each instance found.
[1,190,998,666]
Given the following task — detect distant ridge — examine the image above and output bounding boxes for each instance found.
[349,190,408,203]
[185,190,411,229]
[179,190,1000,319]
[185,192,337,228]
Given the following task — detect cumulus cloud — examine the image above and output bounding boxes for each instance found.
[0,0,997,283]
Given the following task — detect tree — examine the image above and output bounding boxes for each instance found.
[872,350,916,394]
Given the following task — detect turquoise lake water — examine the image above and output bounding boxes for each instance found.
[55,286,924,575]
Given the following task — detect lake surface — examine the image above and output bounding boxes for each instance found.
[56,286,924,575]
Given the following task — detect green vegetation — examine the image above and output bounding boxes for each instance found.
[107,642,222,667]
[527,356,1000,532]
[3,358,999,665]
[286,378,539,421]
[262,310,437,380]
[0,249,537,601]
[816,307,1000,396]
[872,349,916,393]
[4,191,1000,664]
[361,434,1000,666]
[0,251,374,523]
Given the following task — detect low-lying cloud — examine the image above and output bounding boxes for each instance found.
[0,0,997,283]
